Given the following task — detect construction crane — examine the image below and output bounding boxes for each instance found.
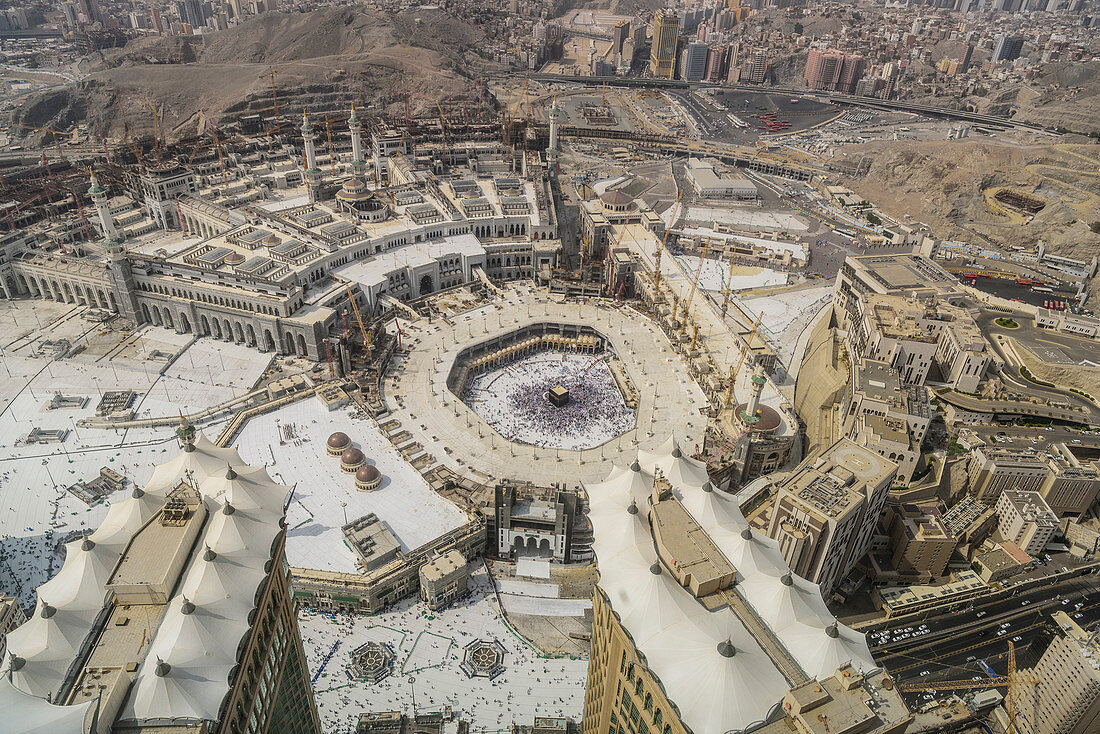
[724,312,761,409]
[145,100,162,161]
[324,113,336,174]
[15,123,68,163]
[653,191,683,291]
[680,237,710,325]
[720,254,737,316]
[343,282,372,358]
[258,59,304,132]
[437,101,448,143]
[896,641,1038,734]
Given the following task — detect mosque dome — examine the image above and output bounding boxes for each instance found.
[340,447,366,473]
[326,432,352,456]
[354,464,382,491]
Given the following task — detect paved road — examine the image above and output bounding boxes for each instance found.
[867,567,1100,707]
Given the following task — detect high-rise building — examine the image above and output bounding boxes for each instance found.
[178,0,206,30]
[959,43,974,71]
[612,20,629,56]
[680,41,710,81]
[1015,615,1100,734]
[61,1,80,26]
[992,33,1025,62]
[804,48,866,93]
[582,437,911,734]
[886,504,956,581]
[746,48,768,84]
[766,438,898,595]
[0,421,323,733]
[995,489,1058,555]
[648,10,680,79]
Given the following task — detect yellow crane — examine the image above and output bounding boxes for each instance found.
[653,190,683,292]
[343,282,372,357]
[324,113,336,174]
[258,59,304,131]
[145,100,162,161]
[720,254,737,316]
[724,311,761,409]
[680,237,710,325]
[896,641,1038,734]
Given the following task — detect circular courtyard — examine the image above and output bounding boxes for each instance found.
[384,284,710,485]
[459,348,635,451]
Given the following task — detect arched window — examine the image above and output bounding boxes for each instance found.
[653,710,662,726]
[644,693,653,712]
[635,679,643,697]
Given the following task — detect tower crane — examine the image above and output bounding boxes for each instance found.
[724,311,761,409]
[652,190,683,292]
[720,254,737,316]
[679,237,710,326]
[896,641,1038,734]
[257,59,304,132]
[343,282,372,358]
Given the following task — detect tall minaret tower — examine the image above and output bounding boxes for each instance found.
[348,105,366,177]
[301,112,322,201]
[547,98,564,172]
[88,170,120,243]
[743,364,766,420]
[301,112,319,172]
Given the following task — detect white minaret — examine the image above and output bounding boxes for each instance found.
[349,106,363,165]
[88,171,119,243]
[301,112,318,173]
[349,106,367,178]
[744,363,766,419]
[547,98,564,170]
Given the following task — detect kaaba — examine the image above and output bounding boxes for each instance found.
[548,385,570,407]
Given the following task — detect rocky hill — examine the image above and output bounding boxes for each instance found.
[834,139,1100,262]
[13,7,497,144]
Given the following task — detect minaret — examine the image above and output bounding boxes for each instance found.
[88,170,120,243]
[301,112,322,202]
[744,363,766,419]
[349,105,366,176]
[547,98,564,172]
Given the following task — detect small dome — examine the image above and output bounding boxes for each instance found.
[340,447,366,472]
[328,432,351,449]
[354,464,382,490]
[224,252,245,266]
[261,233,281,247]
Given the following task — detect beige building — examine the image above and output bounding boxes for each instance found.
[1040,444,1100,517]
[995,489,1059,556]
[767,439,898,596]
[941,495,998,558]
[886,504,956,582]
[1016,614,1100,734]
[418,549,469,611]
[648,10,680,79]
[968,445,1050,502]
[840,359,930,485]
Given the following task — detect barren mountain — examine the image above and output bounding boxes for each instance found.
[833,139,1100,262]
[14,7,497,144]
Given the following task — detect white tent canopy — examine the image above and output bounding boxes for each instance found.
[0,678,92,734]
[586,438,878,733]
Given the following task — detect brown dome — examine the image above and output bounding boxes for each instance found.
[355,465,380,482]
[327,432,351,449]
[341,447,366,467]
[735,403,783,433]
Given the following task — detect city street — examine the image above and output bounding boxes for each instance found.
[867,569,1100,706]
